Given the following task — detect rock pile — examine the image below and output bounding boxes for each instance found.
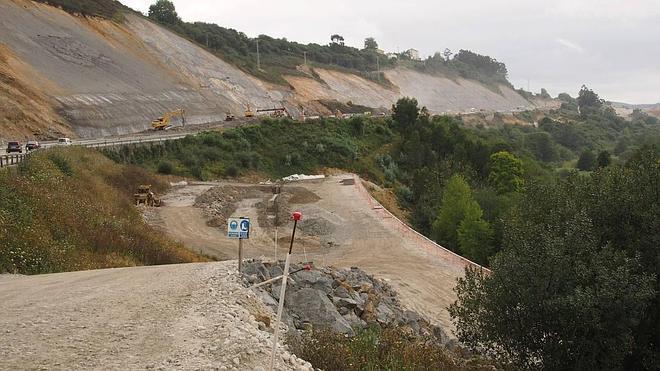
[242,260,449,343]
[194,185,268,228]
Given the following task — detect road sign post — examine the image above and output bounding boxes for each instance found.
[228,217,250,272]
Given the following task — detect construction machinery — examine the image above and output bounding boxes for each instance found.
[134,185,161,207]
[244,104,255,118]
[256,107,290,118]
[225,112,236,121]
[151,109,186,130]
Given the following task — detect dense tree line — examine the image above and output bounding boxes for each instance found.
[450,147,659,369]
[146,1,512,87]
[33,0,129,19]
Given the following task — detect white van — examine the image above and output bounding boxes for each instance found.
[57,138,72,146]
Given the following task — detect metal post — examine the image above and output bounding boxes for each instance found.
[274,226,278,261]
[238,238,243,273]
[269,212,301,371]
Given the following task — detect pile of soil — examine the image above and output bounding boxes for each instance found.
[194,185,270,228]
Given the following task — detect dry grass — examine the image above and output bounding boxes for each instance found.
[0,147,206,274]
[363,180,411,223]
[289,326,500,371]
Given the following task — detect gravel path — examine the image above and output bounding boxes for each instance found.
[0,261,311,370]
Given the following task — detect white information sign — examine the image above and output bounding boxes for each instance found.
[227,217,250,239]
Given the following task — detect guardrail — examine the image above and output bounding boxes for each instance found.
[0,154,27,168]
[0,134,188,169]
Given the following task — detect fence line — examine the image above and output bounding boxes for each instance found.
[352,174,490,273]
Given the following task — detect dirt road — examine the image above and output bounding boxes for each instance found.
[154,175,474,334]
[0,261,311,370]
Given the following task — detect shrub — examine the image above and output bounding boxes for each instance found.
[157,161,174,174]
[289,326,493,370]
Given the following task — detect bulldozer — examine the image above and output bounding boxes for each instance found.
[244,104,255,118]
[134,185,161,207]
[151,109,186,130]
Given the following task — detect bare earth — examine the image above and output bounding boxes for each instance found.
[154,175,474,334]
[0,261,312,371]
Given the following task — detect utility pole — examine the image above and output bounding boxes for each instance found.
[256,38,261,70]
[376,56,380,81]
[303,51,307,66]
[205,33,209,48]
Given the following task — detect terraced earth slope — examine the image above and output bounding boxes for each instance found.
[0,0,540,140]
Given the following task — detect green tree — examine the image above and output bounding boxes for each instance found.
[525,132,557,162]
[577,85,603,116]
[577,150,596,171]
[148,0,180,25]
[431,175,483,250]
[450,174,655,369]
[363,37,378,50]
[457,208,493,265]
[392,97,419,133]
[597,150,611,168]
[488,151,524,193]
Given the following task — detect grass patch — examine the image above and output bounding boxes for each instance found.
[0,147,205,274]
[289,326,499,370]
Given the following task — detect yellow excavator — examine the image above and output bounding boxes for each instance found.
[244,104,255,118]
[151,109,186,130]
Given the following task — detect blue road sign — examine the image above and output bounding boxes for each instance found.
[227,217,250,239]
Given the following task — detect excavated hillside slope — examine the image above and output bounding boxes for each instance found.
[0,0,537,140]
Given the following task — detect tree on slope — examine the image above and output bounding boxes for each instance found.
[457,206,494,265]
[449,153,659,369]
[148,0,180,25]
[488,151,524,194]
[577,150,596,171]
[364,37,378,50]
[432,175,490,255]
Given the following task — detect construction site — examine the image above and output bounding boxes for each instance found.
[2,0,658,370]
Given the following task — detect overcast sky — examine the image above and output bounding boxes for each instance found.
[122,0,660,104]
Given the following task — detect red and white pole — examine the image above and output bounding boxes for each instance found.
[269,211,302,370]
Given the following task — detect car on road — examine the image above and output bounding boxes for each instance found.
[57,137,72,146]
[6,141,22,153]
[25,140,41,152]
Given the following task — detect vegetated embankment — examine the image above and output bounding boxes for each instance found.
[0,146,205,274]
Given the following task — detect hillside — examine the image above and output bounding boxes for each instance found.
[0,0,543,140]
[0,146,204,274]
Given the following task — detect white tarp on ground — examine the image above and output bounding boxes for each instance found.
[282,174,326,182]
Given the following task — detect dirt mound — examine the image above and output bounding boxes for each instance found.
[194,185,271,228]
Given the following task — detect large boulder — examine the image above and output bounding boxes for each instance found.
[287,288,353,335]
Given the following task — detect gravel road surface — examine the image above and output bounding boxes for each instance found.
[0,261,311,370]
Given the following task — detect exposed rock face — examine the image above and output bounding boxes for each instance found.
[0,1,540,139]
[288,288,353,334]
[242,260,449,344]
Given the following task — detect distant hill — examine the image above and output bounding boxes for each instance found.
[0,0,553,140]
[610,102,660,119]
